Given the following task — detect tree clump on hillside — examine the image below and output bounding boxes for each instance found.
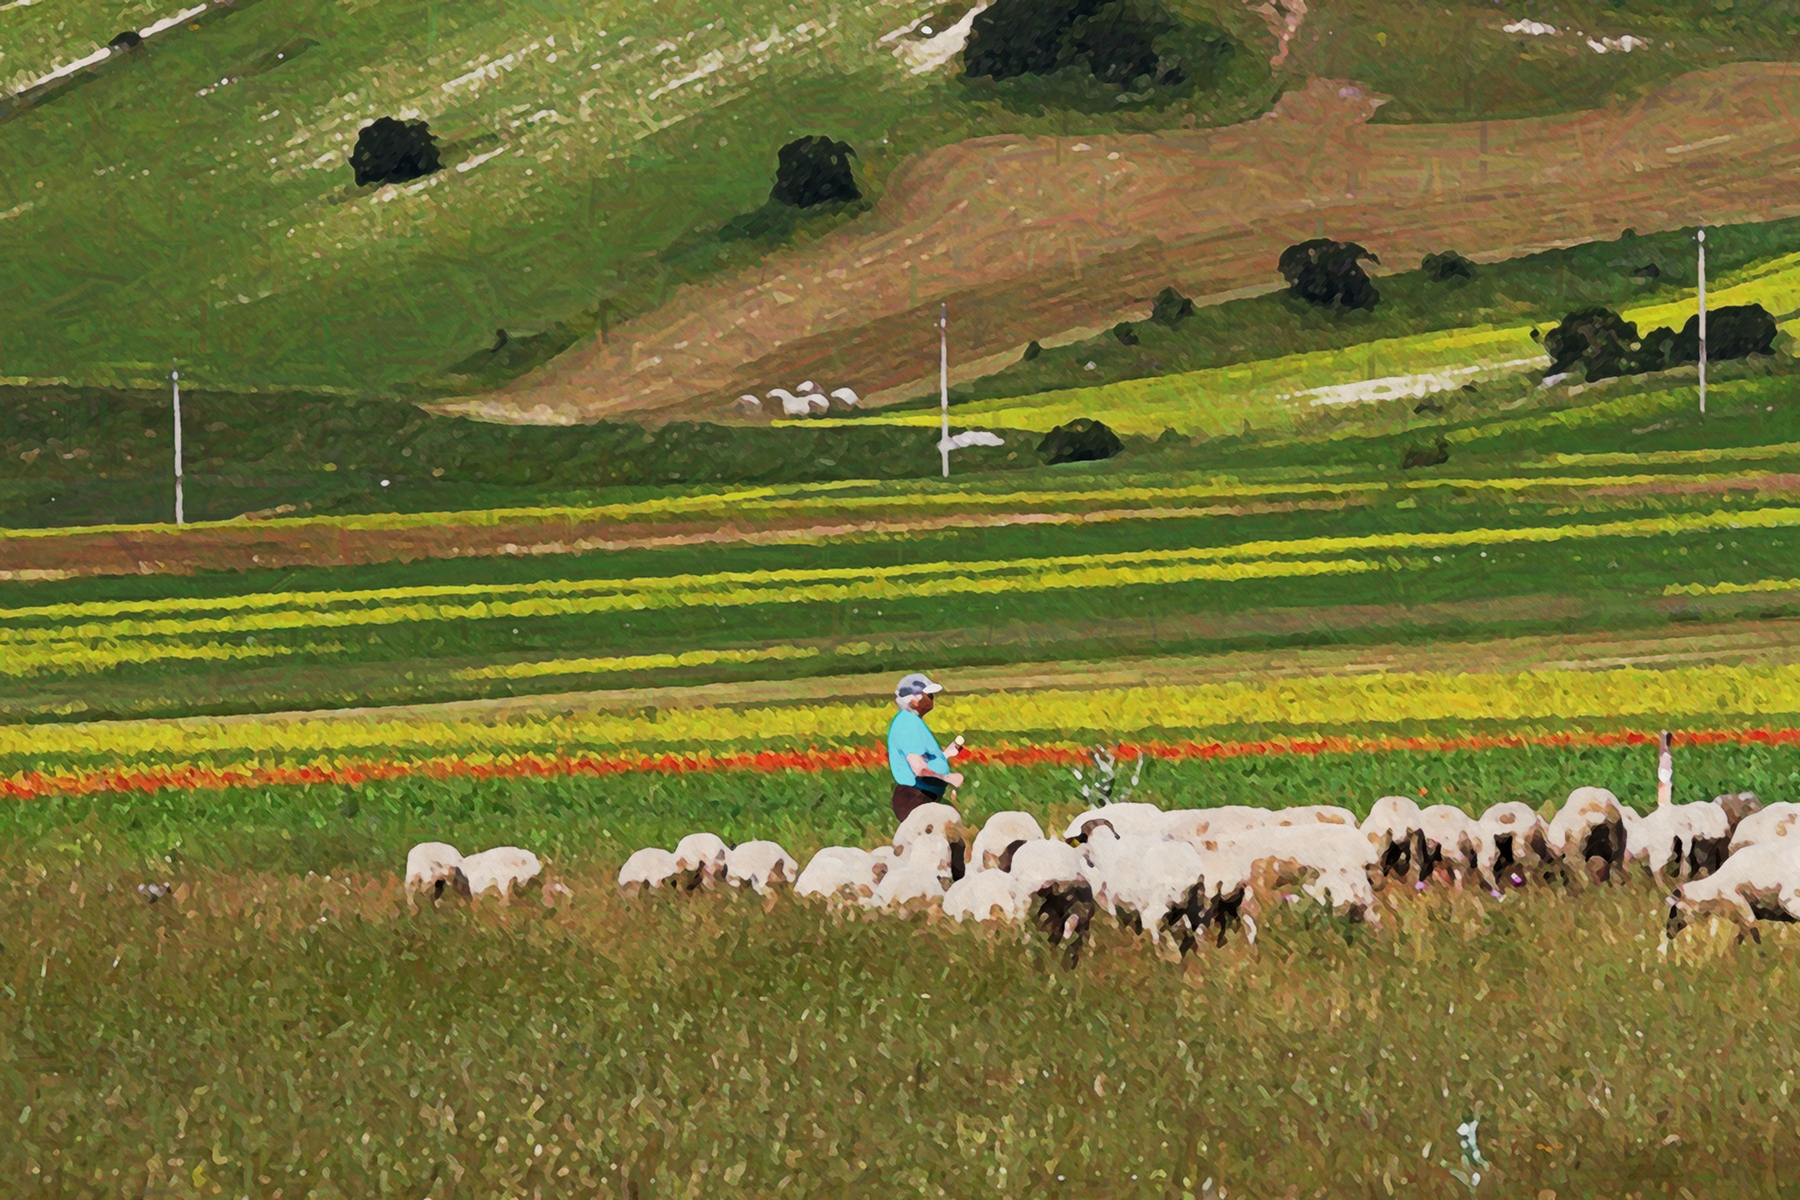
[963,0,1191,93]
[1278,239,1380,311]
[1543,302,1777,382]
[770,137,860,209]
[1150,285,1195,327]
[1422,250,1475,283]
[350,117,442,187]
[1038,417,1124,464]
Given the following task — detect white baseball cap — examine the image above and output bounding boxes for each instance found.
[895,672,943,698]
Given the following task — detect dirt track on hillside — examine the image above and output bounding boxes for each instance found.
[450,63,1800,426]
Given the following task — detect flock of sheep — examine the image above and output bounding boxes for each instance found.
[597,787,1800,961]
[734,380,860,416]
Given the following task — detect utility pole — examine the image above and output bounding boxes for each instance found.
[1697,226,1707,420]
[171,359,185,526]
[938,302,950,479]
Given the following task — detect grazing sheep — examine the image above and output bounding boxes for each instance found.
[794,848,880,902]
[673,833,729,885]
[1666,841,1800,943]
[1163,806,1272,845]
[1362,796,1427,880]
[617,847,680,894]
[1546,786,1629,881]
[1218,824,1383,926]
[868,864,946,909]
[1729,802,1800,855]
[1626,801,1732,881]
[1000,838,1098,964]
[1087,837,1208,950]
[735,394,762,412]
[969,811,1044,873]
[1475,801,1551,887]
[894,803,966,879]
[1063,802,1166,841]
[796,380,818,394]
[1418,805,1483,886]
[1270,805,1360,827]
[942,870,1027,923]
[1716,791,1764,838]
[725,840,800,893]
[405,842,471,899]
[903,831,958,881]
[462,846,543,900]
[829,386,860,408]
[768,388,812,417]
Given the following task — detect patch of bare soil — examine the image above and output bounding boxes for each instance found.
[450,63,1800,427]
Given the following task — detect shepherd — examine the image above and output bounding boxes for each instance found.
[888,672,966,822]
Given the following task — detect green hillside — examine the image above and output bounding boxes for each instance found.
[3,0,1796,396]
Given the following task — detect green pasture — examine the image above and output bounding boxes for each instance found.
[5,743,1800,1195]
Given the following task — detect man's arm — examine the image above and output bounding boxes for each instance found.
[905,752,964,790]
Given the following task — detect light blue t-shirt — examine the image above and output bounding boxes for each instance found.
[888,708,949,789]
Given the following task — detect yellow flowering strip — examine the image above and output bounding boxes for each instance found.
[0,639,306,677]
[0,554,1377,646]
[1664,578,1800,598]
[10,660,1800,776]
[1536,443,1800,469]
[453,644,823,681]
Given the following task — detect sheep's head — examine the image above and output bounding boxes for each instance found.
[433,867,472,900]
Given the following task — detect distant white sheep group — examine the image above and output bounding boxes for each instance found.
[735,379,859,416]
[405,841,546,902]
[612,786,1800,960]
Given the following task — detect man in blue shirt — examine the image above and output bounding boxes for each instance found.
[887,672,965,822]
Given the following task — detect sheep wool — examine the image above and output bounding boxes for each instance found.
[462,846,543,899]
[1163,806,1271,843]
[618,847,680,893]
[724,841,800,893]
[795,850,881,902]
[1666,840,1800,940]
[892,803,963,852]
[942,871,1028,923]
[1062,802,1165,841]
[1362,796,1426,879]
[1626,801,1731,880]
[1419,805,1483,884]
[868,864,946,909]
[672,833,730,880]
[970,811,1045,873]
[1546,786,1629,873]
[1004,839,1088,896]
[1475,801,1551,885]
[1729,802,1800,855]
[405,842,468,895]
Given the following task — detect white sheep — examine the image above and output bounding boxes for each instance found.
[969,811,1044,873]
[1626,801,1731,880]
[405,841,470,898]
[1003,839,1088,896]
[1063,802,1166,841]
[998,838,1097,961]
[829,386,860,408]
[462,846,543,900]
[735,394,762,412]
[1666,841,1800,942]
[868,864,945,909]
[1163,806,1271,844]
[672,833,729,885]
[1545,786,1629,879]
[904,831,957,881]
[794,847,880,902]
[1361,796,1426,879]
[768,388,812,417]
[1087,837,1208,948]
[894,802,962,850]
[1475,801,1551,887]
[942,870,1027,923]
[796,380,818,394]
[1729,802,1800,854]
[617,847,680,894]
[1217,823,1383,925]
[725,840,800,893]
[1269,805,1360,827]
[1418,805,1483,886]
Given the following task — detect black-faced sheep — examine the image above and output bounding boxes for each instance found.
[672,833,730,887]
[1361,796,1428,881]
[1666,842,1800,943]
[1546,787,1629,881]
[1418,805,1483,887]
[618,847,680,894]
[1475,801,1552,887]
[1626,801,1731,881]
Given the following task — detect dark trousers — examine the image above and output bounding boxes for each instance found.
[891,783,946,823]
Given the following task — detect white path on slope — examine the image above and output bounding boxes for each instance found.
[7,2,207,98]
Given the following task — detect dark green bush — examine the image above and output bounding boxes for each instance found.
[1038,417,1124,464]
[1112,322,1140,346]
[1150,286,1195,327]
[350,117,441,187]
[1421,251,1475,283]
[771,137,860,209]
[1278,239,1380,311]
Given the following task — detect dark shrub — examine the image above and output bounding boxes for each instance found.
[1672,303,1778,362]
[109,30,143,50]
[1278,239,1380,311]
[1633,263,1662,280]
[770,136,860,208]
[350,117,441,187]
[1401,438,1449,470]
[1022,340,1043,361]
[1038,418,1124,464]
[1421,251,1474,283]
[1150,285,1195,327]
[1113,322,1140,346]
[964,0,1187,89]
[1543,306,1640,380]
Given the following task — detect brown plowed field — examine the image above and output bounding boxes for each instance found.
[450,63,1800,426]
